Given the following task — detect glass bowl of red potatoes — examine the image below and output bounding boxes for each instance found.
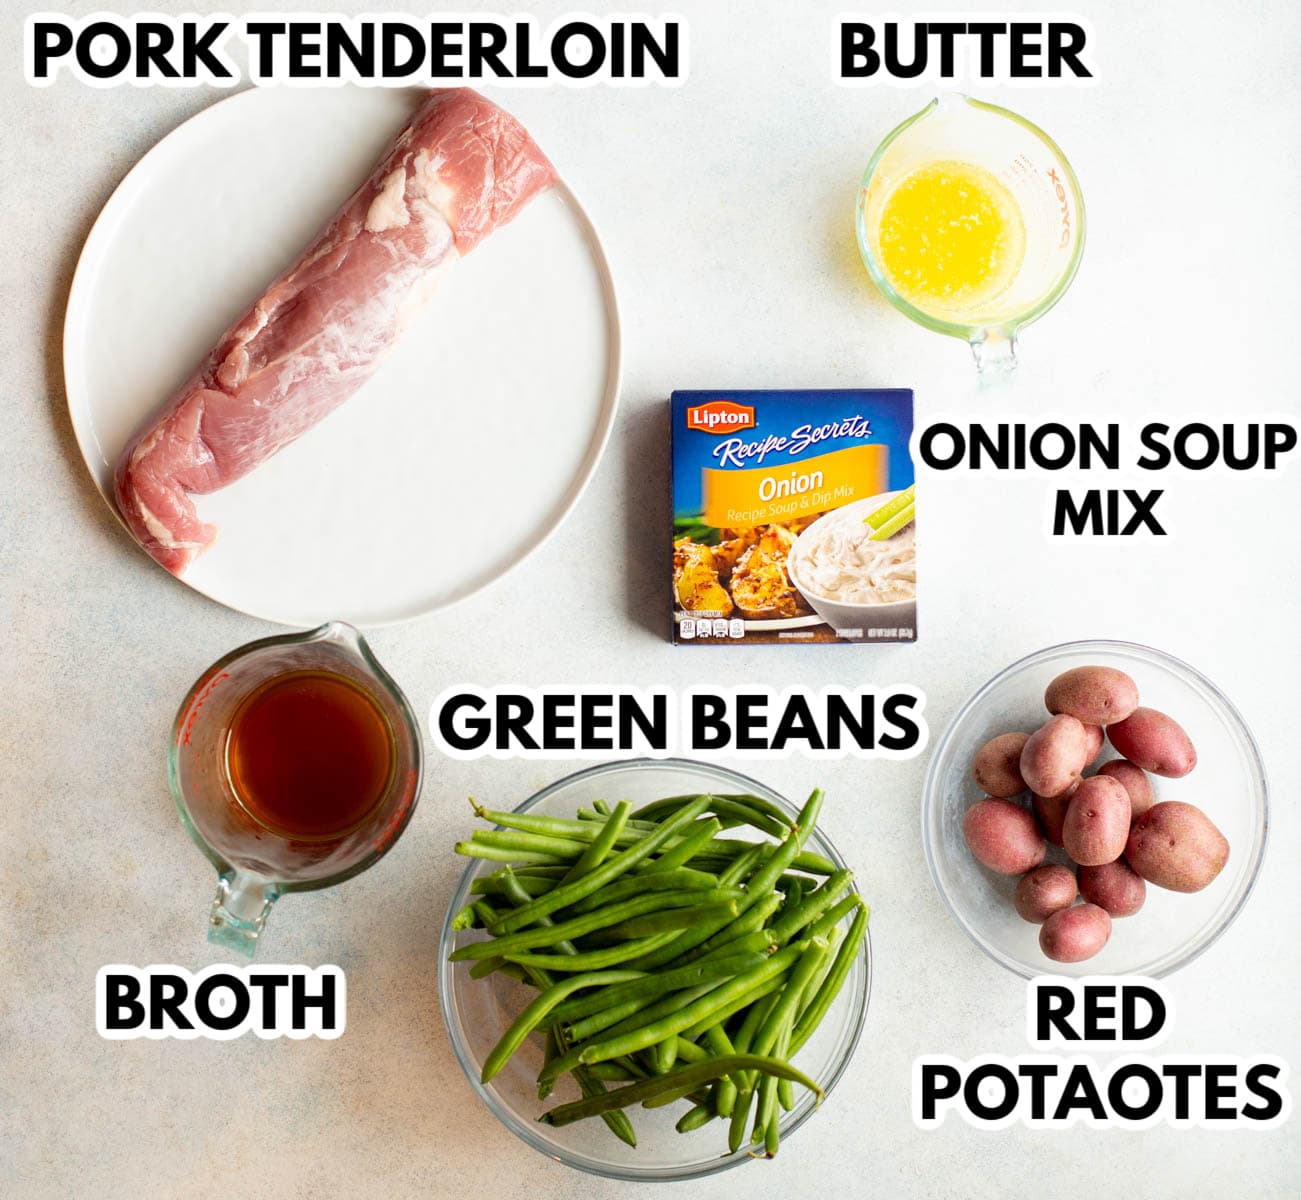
[922,641,1268,978]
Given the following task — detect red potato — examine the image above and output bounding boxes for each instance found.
[963,798,1046,875]
[1126,802,1229,893]
[1020,714,1092,798]
[1107,707,1197,778]
[1083,724,1104,765]
[1045,666,1140,726]
[1031,786,1075,848]
[972,732,1031,797]
[1062,775,1132,866]
[1040,903,1112,963]
[1097,759,1155,818]
[1079,859,1146,917]
[1015,865,1078,923]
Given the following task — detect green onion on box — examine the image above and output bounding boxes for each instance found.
[863,484,915,540]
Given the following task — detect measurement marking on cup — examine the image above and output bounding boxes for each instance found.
[1047,168,1072,247]
[181,671,228,746]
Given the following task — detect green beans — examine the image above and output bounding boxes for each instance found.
[599,900,739,940]
[538,1055,823,1128]
[490,796,712,934]
[675,1102,716,1133]
[470,872,553,898]
[502,932,682,972]
[790,902,869,1054]
[481,970,643,1083]
[450,784,868,1157]
[565,867,718,915]
[451,887,741,962]
[575,944,806,1066]
[768,870,852,945]
[549,950,768,1026]
[561,800,631,882]
[646,817,723,872]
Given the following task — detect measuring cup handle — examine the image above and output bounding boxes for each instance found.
[208,871,280,958]
[970,330,1019,379]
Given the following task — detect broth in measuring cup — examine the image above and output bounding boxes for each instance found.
[225,669,395,840]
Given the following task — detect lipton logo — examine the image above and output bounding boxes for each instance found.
[686,401,756,434]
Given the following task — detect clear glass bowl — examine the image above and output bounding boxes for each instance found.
[438,759,871,1181]
[922,641,1268,978]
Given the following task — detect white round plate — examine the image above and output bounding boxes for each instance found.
[65,87,620,627]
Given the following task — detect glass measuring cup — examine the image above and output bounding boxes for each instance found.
[856,95,1085,373]
[168,621,423,956]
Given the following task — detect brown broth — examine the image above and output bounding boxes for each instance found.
[226,670,394,839]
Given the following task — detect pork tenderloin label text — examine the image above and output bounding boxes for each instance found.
[25,12,686,87]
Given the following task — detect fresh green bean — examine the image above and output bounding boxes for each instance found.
[452,887,741,961]
[470,873,554,898]
[538,1055,823,1128]
[564,867,719,915]
[753,938,829,1059]
[503,932,682,972]
[768,870,853,945]
[561,800,631,883]
[469,829,590,858]
[694,928,777,967]
[620,843,770,972]
[481,969,645,1083]
[680,971,787,1042]
[698,1024,737,1117]
[654,1036,677,1074]
[790,902,869,1054]
[806,893,863,943]
[718,843,766,887]
[492,869,640,1151]
[675,892,782,965]
[646,817,722,873]
[453,843,569,866]
[676,1103,716,1133]
[450,902,479,931]
[632,793,792,835]
[727,1081,754,1153]
[753,1069,779,1149]
[548,950,768,1026]
[489,796,712,934]
[468,956,506,980]
[638,798,810,974]
[574,943,805,1067]
[572,1062,638,1148]
[598,901,738,940]
[495,866,578,956]
[726,982,782,1096]
[562,981,723,1051]
[586,1061,640,1082]
[594,799,612,816]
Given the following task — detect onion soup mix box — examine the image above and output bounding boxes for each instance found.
[671,389,916,645]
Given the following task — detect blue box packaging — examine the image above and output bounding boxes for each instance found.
[671,389,916,645]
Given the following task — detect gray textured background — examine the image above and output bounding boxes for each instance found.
[3,1,1299,1195]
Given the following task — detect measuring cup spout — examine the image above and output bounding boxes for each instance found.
[208,870,281,958]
